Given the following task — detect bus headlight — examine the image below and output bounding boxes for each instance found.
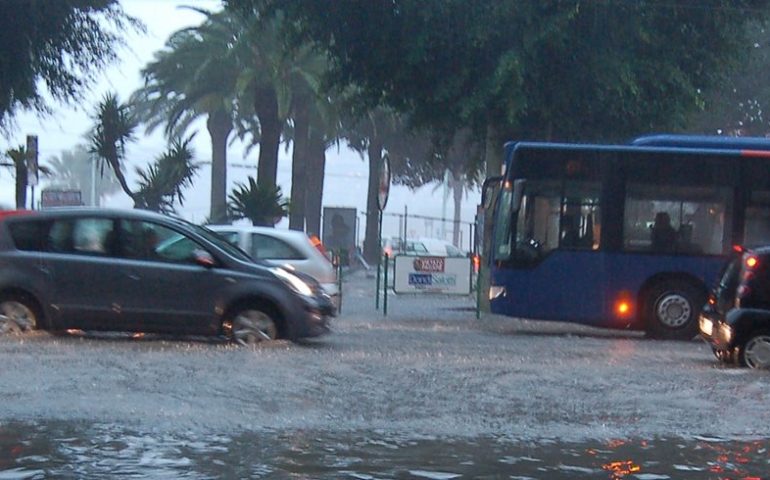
[489,286,506,300]
[271,267,314,297]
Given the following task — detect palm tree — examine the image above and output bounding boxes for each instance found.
[287,55,339,233]
[88,92,138,205]
[228,177,289,226]
[132,19,237,223]
[1,145,52,209]
[89,92,200,213]
[1,146,29,209]
[134,136,200,213]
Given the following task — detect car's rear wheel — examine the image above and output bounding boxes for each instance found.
[740,330,770,369]
[0,294,41,334]
[644,280,704,340]
[226,306,279,345]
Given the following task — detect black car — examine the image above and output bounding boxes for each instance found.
[699,246,770,368]
[0,208,334,343]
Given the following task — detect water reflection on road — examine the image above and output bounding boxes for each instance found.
[0,422,767,479]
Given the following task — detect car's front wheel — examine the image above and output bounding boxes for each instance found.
[225,306,279,345]
[740,330,770,369]
[0,294,41,335]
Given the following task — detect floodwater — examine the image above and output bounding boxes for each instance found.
[0,422,767,479]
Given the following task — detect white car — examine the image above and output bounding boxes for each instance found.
[208,225,339,305]
[383,237,466,257]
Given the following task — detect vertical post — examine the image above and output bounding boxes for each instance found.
[383,252,389,316]
[91,156,98,206]
[376,209,383,310]
[403,205,408,246]
[337,251,343,314]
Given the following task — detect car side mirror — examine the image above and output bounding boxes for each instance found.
[193,249,216,268]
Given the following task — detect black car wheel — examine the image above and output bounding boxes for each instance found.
[226,306,279,345]
[0,294,41,334]
[644,280,704,340]
[740,330,770,369]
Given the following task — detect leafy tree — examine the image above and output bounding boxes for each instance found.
[687,18,770,136]
[228,177,289,226]
[245,0,770,169]
[133,18,238,223]
[0,1,142,129]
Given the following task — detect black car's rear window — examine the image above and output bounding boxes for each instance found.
[7,219,51,252]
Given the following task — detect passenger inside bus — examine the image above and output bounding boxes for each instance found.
[650,212,678,252]
[560,214,580,248]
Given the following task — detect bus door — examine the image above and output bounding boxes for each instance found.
[491,175,607,325]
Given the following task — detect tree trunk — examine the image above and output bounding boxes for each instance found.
[451,170,463,248]
[479,122,503,312]
[289,103,310,231]
[305,132,326,237]
[254,85,281,189]
[363,140,383,264]
[207,109,232,224]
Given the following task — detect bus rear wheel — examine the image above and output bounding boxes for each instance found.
[644,280,704,340]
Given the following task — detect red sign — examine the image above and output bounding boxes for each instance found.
[413,257,445,273]
[377,154,391,211]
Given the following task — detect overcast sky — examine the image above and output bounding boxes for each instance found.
[0,0,480,247]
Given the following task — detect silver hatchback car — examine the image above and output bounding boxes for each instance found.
[207,225,340,307]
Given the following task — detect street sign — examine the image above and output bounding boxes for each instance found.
[41,190,82,208]
[26,135,38,187]
[377,153,391,211]
[393,255,472,295]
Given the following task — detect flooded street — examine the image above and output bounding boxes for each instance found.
[1,421,768,479]
[1,270,769,478]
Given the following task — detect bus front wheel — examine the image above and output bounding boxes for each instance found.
[644,280,704,340]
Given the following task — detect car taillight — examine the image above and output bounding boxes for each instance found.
[0,209,32,221]
[309,235,328,256]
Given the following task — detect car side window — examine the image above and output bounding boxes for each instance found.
[7,219,50,251]
[251,233,304,260]
[49,218,115,256]
[120,220,203,264]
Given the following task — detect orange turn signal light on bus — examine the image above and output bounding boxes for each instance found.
[746,255,759,269]
[614,292,634,319]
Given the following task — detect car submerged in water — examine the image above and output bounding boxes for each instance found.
[700,245,770,368]
[0,208,334,344]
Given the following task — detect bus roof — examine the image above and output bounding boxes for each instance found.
[504,135,770,160]
[631,134,770,151]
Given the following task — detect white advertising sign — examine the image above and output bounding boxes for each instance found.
[393,255,472,295]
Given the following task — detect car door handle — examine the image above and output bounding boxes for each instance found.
[125,273,141,281]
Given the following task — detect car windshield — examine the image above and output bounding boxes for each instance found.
[192,224,253,262]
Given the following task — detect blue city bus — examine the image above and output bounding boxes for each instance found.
[484,135,770,339]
